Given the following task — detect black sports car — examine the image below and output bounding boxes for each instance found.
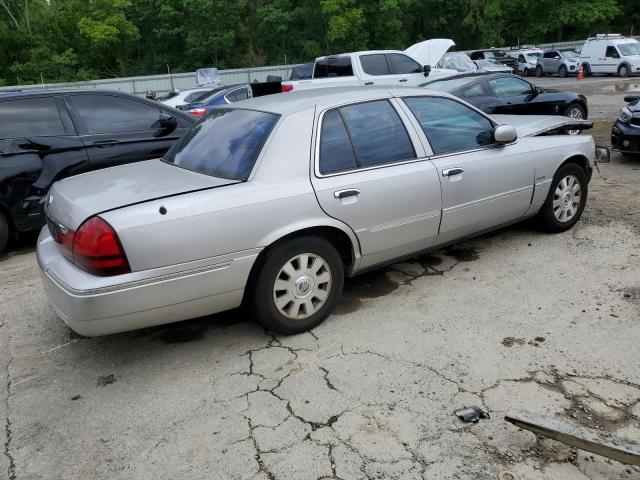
[611,94,640,156]
[421,73,588,119]
[0,89,195,253]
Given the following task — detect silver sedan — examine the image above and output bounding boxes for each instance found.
[37,87,597,336]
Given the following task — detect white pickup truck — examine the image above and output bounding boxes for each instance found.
[281,39,458,92]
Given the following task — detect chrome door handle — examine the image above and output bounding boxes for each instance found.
[399,79,408,83]
[334,189,360,199]
[364,82,374,85]
[442,168,464,177]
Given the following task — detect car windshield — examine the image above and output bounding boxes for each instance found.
[619,42,640,56]
[157,91,179,101]
[163,108,280,181]
[440,53,477,72]
[525,53,541,61]
[421,77,475,92]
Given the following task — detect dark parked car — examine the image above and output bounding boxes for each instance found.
[469,49,518,71]
[0,89,195,252]
[178,84,252,117]
[421,73,588,119]
[611,93,640,156]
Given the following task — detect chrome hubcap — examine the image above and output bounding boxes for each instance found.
[273,253,332,320]
[553,175,582,222]
[567,107,583,119]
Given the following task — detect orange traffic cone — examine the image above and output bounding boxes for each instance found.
[577,64,585,80]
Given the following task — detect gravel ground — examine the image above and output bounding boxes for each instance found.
[1,76,640,480]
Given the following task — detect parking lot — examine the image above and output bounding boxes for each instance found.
[1,76,640,480]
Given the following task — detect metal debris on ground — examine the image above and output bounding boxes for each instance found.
[505,414,640,466]
[454,406,490,423]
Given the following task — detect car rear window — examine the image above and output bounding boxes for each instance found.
[421,77,474,93]
[314,57,354,78]
[163,108,280,181]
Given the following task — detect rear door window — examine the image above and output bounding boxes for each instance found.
[71,94,161,134]
[0,97,66,139]
[360,54,390,76]
[314,57,354,78]
[319,110,358,174]
[319,100,415,173]
[463,84,487,98]
[605,46,619,58]
[403,96,495,155]
[387,53,422,74]
[164,108,279,180]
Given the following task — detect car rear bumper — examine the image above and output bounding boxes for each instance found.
[611,120,640,153]
[36,228,259,336]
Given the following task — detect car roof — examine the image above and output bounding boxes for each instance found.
[233,86,454,115]
[0,88,147,100]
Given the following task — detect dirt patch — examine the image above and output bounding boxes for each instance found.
[334,270,399,315]
[501,337,526,347]
[444,246,480,262]
[97,374,116,387]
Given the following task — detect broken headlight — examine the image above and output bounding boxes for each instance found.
[619,106,632,123]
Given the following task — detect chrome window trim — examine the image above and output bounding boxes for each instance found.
[313,98,423,178]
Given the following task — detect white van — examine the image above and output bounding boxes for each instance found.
[580,34,640,77]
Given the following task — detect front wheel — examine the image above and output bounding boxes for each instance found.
[535,66,543,77]
[248,236,344,334]
[618,64,630,78]
[559,65,568,77]
[0,212,9,254]
[538,163,588,233]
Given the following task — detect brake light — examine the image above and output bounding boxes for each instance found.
[282,84,293,93]
[72,217,130,276]
[189,108,207,117]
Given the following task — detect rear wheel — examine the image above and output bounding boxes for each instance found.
[583,63,592,77]
[535,65,544,77]
[559,65,568,77]
[248,236,344,334]
[618,64,630,78]
[563,103,586,135]
[0,212,8,254]
[538,163,588,233]
[523,68,530,77]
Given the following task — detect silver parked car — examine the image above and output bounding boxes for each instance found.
[37,87,598,336]
[536,49,581,77]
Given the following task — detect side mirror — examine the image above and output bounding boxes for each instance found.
[494,125,517,145]
[623,94,640,103]
[153,113,178,136]
[423,65,431,77]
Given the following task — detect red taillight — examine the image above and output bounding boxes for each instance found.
[72,217,130,276]
[281,84,293,93]
[189,108,207,117]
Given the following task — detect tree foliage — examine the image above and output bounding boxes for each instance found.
[0,0,634,85]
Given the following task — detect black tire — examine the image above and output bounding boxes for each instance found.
[538,163,588,233]
[248,236,344,335]
[523,68,530,77]
[0,212,8,254]
[583,63,592,77]
[563,102,586,119]
[535,65,543,77]
[618,64,630,78]
[559,65,568,77]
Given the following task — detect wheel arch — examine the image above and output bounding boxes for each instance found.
[243,222,361,304]
[559,154,593,181]
[618,62,631,74]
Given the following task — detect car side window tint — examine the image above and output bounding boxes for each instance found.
[0,97,65,139]
[319,110,358,174]
[518,55,525,63]
[488,77,532,96]
[388,53,422,74]
[463,84,487,98]
[340,100,415,167]
[71,94,161,134]
[543,52,554,59]
[360,54,390,76]
[233,88,249,101]
[402,96,495,156]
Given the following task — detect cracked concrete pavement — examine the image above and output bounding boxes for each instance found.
[1,77,640,480]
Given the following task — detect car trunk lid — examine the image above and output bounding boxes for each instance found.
[45,159,238,230]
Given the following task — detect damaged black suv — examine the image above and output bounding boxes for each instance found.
[0,89,195,252]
